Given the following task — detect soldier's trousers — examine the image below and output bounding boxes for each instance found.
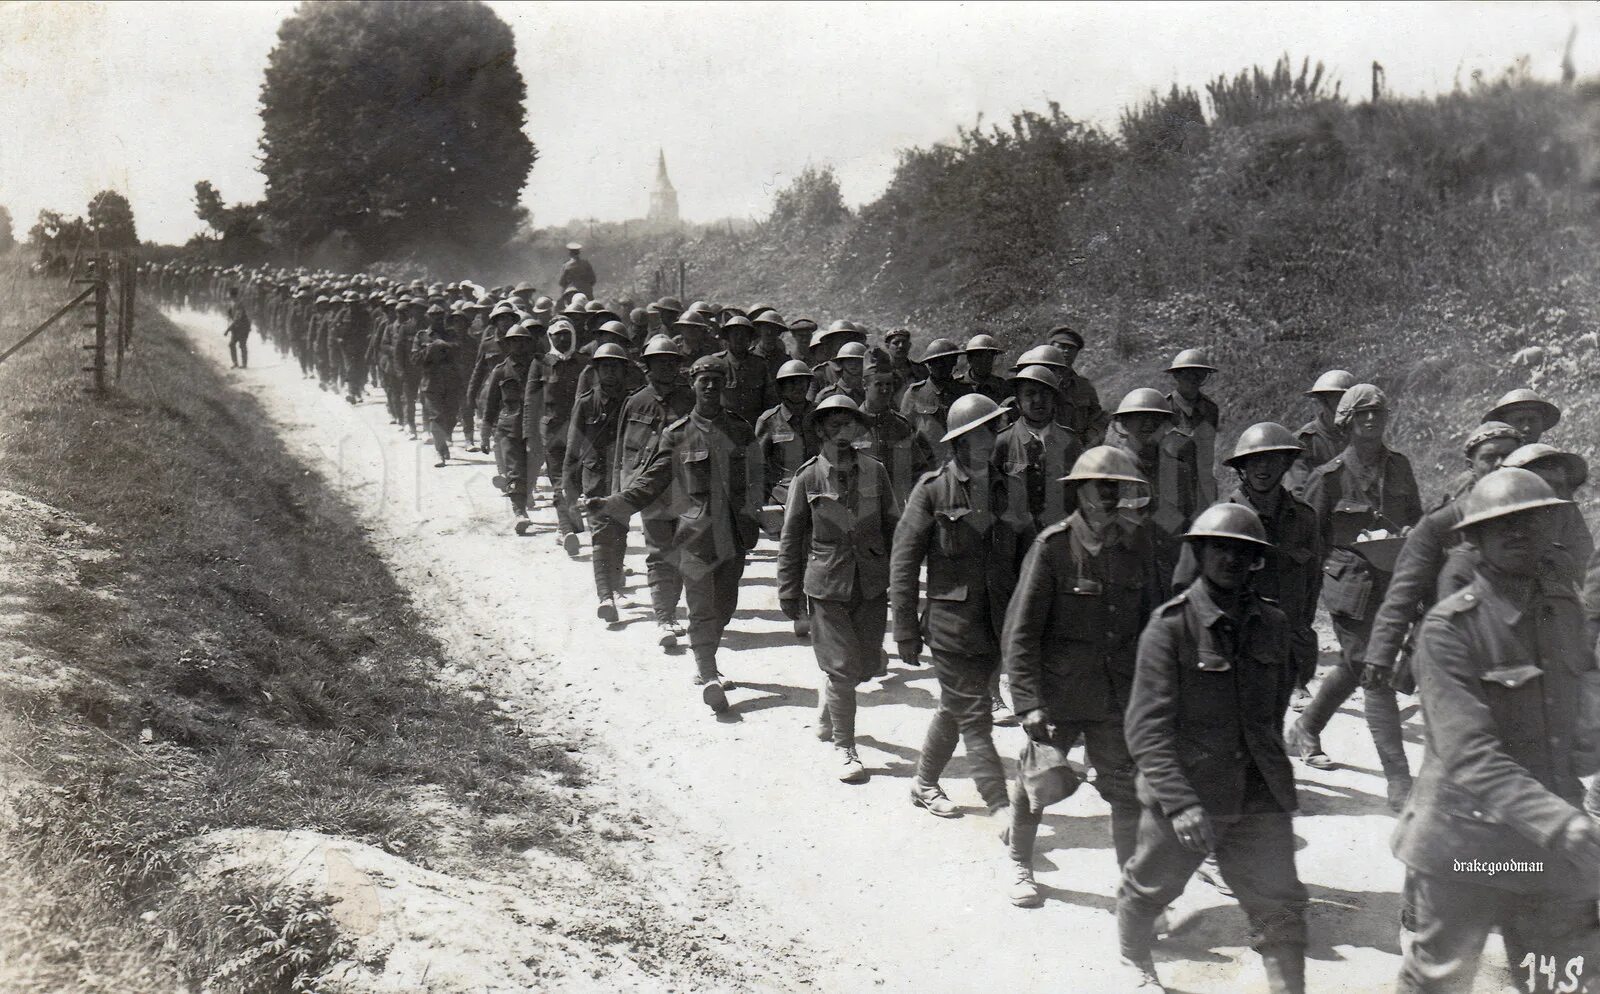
[227,331,249,368]
[1298,611,1409,780]
[379,361,402,422]
[493,430,528,500]
[340,346,367,400]
[585,509,627,600]
[1008,714,1140,868]
[641,517,683,623]
[295,334,314,376]
[400,369,421,429]
[1118,775,1307,971]
[544,435,580,535]
[459,392,476,447]
[811,590,889,750]
[683,551,746,681]
[1398,871,1599,994]
[915,650,1007,810]
[422,387,463,458]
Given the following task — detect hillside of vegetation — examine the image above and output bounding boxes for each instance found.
[559,59,1600,510]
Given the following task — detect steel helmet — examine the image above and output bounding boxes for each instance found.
[1184,502,1273,547]
[642,335,683,359]
[673,310,711,330]
[425,303,445,316]
[512,280,536,294]
[920,338,961,363]
[502,324,537,341]
[1305,369,1356,396]
[1503,443,1589,490]
[718,315,755,335]
[819,319,854,340]
[562,293,589,315]
[1014,344,1070,371]
[940,394,1008,443]
[592,343,631,363]
[595,320,630,340]
[1453,467,1570,531]
[1011,365,1061,392]
[1166,348,1217,372]
[1061,446,1145,485]
[833,341,868,361]
[804,394,870,433]
[1224,422,1303,466]
[775,359,813,381]
[753,311,788,330]
[965,334,1003,353]
[517,317,547,334]
[1113,388,1174,418]
[1484,388,1561,431]
[532,296,555,313]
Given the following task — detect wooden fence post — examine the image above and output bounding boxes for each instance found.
[84,252,107,394]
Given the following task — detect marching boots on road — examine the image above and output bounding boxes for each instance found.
[1164,349,1220,507]
[541,319,590,556]
[756,360,821,641]
[413,304,475,467]
[565,344,633,625]
[596,355,763,714]
[1287,384,1424,810]
[1392,468,1600,994]
[1117,504,1309,994]
[617,336,695,648]
[777,396,900,785]
[1107,388,1199,587]
[480,321,543,533]
[1001,445,1164,909]
[890,394,1018,817]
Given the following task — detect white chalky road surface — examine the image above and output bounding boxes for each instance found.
[173,308,1512,993]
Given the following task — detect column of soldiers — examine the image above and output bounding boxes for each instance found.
[148,259,1600,994]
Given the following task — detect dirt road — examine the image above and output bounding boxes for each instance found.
[170,309,1494,993]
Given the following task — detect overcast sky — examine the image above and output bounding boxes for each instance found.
[2,1,1594,245]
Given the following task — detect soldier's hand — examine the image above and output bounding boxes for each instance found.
[1359,661,1392,691]
[897,638,923,667]
[779,598,803,621]
[1560,816,1600,866]
[1171,806,1216,854]
[583,495,631,522]
[1021,708,1051,744]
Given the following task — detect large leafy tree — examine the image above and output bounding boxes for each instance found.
[193,180,272,264]
[87,190,139,248]
[259,0,537,265]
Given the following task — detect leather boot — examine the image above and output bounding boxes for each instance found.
[1259,943,1306,994]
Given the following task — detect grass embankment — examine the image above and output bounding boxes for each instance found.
[0,260,585,992]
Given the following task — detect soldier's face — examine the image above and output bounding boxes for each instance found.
[1015,380,1056,424]
[959,424,998,463]
[817,411,864,447]
[1473,510,1548,575]
[1316,394,1341,420]
[504,338,534,360]
[1468,438,1520,479]
[1198,538,1260,590]
[927,356,959,381]
[1349,407,1388,441]
[1121,413,1168,444]
[1050,338,1082,368]
[1079,480,1122,518]
[645,356,681,385]
[693,372,725,406]
[596,361,626,390]
[886,337,909,359]
[967,351,994,377]
[1500,404,1548,443]
[1172,368,1209,399]
[834,357,863,387]
[722,328,751,354]
[779,378,809,406]
[865,372,895,408]
[1238,452,1292,494]
[550,331,572,352]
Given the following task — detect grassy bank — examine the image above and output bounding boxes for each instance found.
[0,259,588,992]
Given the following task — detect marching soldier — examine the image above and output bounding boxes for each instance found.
[816,341,867,404]
[670,308,719,366]
[565,344,633,624]
[751,310,792,382]
[480,322,543,533]
[861,348,933,504]
[1118,504,1308,994]
[757,359,822,639]
[958,334,1007,402]
[339,292,372,405]
[594,356,764,713]
[891,395,1016,816]
[900,338,971,463]
[1044,324,1107,445]
[413,304,475,467]
[1286,368,1356,496]
[1483,387,1561,446]
[616,336,695,648]
[1002,445,1165,907]
[1392,468,1600,994]
[882,327,923,405]
[394,299,424,438]
[1165,348,1220,506]
[1106,388,1199,586]
[541,319,590,556]
[778,396,900,784]
[992,365,1084,549]
[467,303,523,451]
[1287,384,1423,809]
[714,315,775,426]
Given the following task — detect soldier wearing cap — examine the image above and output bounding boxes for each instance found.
[594,355,763,714]
[1107,387,1199,583]
[1045,324,1108,444]
[860,347,933,505]
[958,334,1007,402]
[1287,384,1423,809]
[1362,421,1524,695]
[511,280,537,305]
[900,338,973,463]
[816,341,867,405]
[892,394,1018,818]
[412,304,477,467]
[1484,387,1561,446]
[779,396,900,784]
[1176,424,1324,714]
[1286,369,1357,496]
[540,319,591,555]
[876,328,921,405]
[713,315,776,426]
[1002,445,1165,908]
[564,343,634,624]
[1391,467,1600,994]
[1166,348,1221,506]
[786,317,819,367]
[558,242,596,298]
[289,289,316,380]
[1118,503,1308,994]
[481,321,544,532]
[617,336,696,649]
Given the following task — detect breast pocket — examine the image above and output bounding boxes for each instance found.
[809,492,852,543]
[1330,498,1375,547]
[935,507,978,557]
[622,416,658,466]
[1481,664,1544,748]
[680,448,712,501]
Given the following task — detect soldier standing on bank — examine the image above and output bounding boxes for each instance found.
[594,356,764,714]
[1392,467,1600,994]
[755,360,822,554]
[565,344,633,625]
[901,338,972,463]
[616,336,695,649]
[778,396,900,784]
[1002,445,1165,908]
[224,287,252,368]
[558,242,596,299]
[1117,503,1309,994]
[1287,384,1423,810]
[480,322,543,533]
[1165,348,1221,507]
[890,394,1017,817]
[1107,388,1199,586]
[1286,369,1356,496]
